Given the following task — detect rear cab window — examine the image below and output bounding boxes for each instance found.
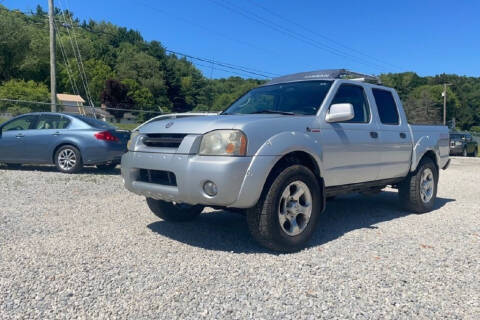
[372,89,400,125]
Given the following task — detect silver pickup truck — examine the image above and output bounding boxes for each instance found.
[122,69,450,252]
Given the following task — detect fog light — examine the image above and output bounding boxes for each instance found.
[203,181,218,196]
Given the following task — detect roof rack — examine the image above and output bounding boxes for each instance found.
[265,69,381,85]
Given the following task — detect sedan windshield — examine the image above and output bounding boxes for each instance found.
[223,81,332,115]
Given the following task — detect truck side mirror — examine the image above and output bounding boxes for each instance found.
[326,103,355,122]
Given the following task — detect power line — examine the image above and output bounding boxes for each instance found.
[53,19,81,98]
[134,1,283,60]
[208,0,391,73]
[165,49,273,78]
[0,98,165,114]
[57,0,97,118]
[247,0,403,71]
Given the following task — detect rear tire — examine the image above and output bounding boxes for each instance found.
[146,198,204,222]
[96,163,118,171]
[398,158,438,213]
[246,164,322,252]
[54,145,83,173]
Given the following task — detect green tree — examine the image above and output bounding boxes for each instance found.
[0,9,31,81]
[0,79,49,115]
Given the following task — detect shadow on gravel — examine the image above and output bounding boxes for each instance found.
[0,165,120,175]
[147,190,455,254]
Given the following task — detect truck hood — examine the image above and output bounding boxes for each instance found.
[139,114,285,135]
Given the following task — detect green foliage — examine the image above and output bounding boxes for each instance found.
[0,117,7,124]
[0,5,479,130]
[108,122,139,131]
[0,79,49,115]
[381,72,478,129]
[470,126,480,133]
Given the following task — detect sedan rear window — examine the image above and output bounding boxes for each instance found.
[73,115,115,130]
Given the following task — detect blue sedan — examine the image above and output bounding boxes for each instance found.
[0,112,130,173]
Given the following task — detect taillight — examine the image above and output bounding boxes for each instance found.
[94,131,119,142]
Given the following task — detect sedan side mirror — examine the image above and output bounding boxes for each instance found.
[326,103,355,123]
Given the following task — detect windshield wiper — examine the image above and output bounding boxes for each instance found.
[251,109,295,115]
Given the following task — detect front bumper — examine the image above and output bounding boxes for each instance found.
[121,151,253,207]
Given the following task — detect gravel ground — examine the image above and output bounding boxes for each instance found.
[0,157,479,319]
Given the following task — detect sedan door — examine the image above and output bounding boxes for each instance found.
[319,83,382,186]
[0,115,38,163]
[23,114,72,163]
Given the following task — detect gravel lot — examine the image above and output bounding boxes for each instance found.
[0,157,479,319]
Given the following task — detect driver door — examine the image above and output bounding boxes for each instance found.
[318,83,382,186]
[0,115,38,163]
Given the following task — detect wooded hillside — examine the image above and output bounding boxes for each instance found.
[0,5,479,129]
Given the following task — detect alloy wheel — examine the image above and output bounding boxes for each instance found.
[58,149,77,171]
[278,180,313,236]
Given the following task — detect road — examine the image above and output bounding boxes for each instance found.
[0,157,479,319]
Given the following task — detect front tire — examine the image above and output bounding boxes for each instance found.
[246,165,322,252]
[54,145,83,173]
[398,158,438,213]
[146,198,204,222]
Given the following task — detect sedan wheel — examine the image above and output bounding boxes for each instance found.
[55,145,83,173]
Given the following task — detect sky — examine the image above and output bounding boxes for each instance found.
[3,0,480,79]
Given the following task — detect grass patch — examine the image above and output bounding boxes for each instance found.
[0,117,7,125]
[109,122,139,131]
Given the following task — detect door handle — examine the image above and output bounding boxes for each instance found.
[370,131,378,139]
[15,133,24,138]
[53,131,61,136]
[400,132,407,139]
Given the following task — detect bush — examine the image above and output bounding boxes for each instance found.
[470,126,480,133]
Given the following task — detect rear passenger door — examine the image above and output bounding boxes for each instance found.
[25,114,71,162]
[320,83,382,186]
[371,88,412,180]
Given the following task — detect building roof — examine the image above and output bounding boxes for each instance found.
[56,93,86,103]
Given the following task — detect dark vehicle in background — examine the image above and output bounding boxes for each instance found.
[449,132,478,157]
[0,112,130,173]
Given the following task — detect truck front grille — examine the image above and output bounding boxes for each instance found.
[138,169,177,186]
[142,134,187,148]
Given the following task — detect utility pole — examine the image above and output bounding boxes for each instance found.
[48,0,56,112]
[442,83,447,125]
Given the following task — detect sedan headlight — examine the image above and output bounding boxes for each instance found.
[127,131,140,150]
[199,130,247,156]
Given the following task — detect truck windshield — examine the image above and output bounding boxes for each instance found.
[223,81,333,115]
[450,134,464,140]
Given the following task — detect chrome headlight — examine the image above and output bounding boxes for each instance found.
[127,131,140,150]
[199,130,247,156]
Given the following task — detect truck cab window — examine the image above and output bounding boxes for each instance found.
[372,89,400,125]
[330,84,370,123]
